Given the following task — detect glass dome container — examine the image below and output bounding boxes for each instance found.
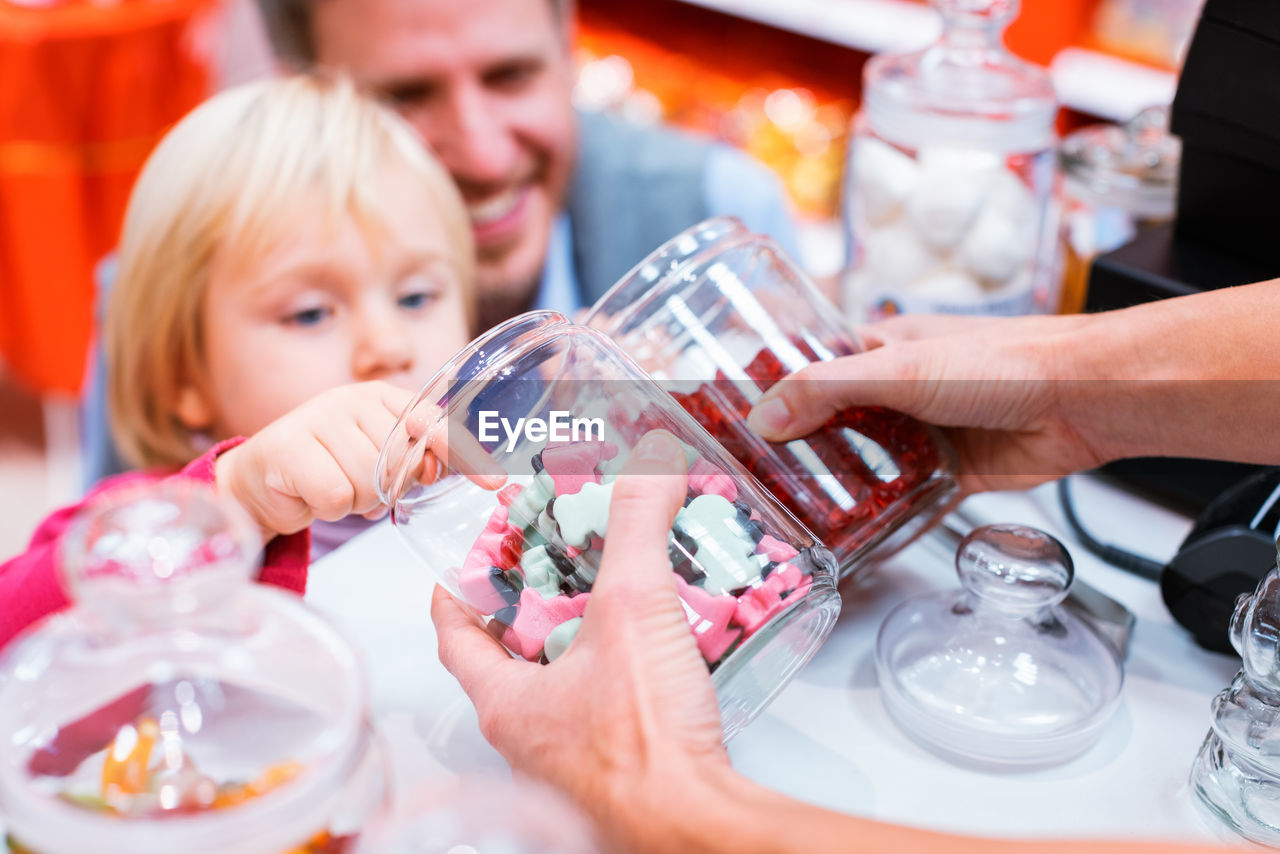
[875,524,1123,768]
[0,481,384,854]
[375,311,841,741]
[844,0,1059,320]
[585,217,957,581]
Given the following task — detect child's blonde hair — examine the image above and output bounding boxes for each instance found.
[106,74,473,469]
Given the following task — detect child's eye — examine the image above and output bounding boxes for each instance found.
[284,306,333,327]
[398,291,437,310]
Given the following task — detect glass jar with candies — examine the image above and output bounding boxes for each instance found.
[843,0,1059,320]
[585,217,957,581]
[0,482,385,854]
[376,311,841,741]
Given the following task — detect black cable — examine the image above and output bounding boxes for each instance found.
[1057,476,1166,581]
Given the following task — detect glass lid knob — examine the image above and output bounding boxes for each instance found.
[955,523,1074,612]
[59,481,261,620]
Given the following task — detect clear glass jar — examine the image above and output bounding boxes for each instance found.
[843,0,1058,321]
[375,311,841,741]
[1057,106,1180,314]
[0,482,385,854]
[585,217,957,581]
[1189,541,1280,846]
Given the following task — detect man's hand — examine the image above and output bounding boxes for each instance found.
[431,430,730,848]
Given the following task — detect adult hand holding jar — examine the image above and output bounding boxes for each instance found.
[751,281,1280,496]
[432,416,1239,853]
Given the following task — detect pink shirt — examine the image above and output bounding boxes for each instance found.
[0,437,309,650]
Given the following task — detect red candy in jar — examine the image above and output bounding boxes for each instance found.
[586,217,957,580]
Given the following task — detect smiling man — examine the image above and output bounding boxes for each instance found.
[256,0,799,331]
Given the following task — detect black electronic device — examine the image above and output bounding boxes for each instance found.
[1060,470,1279,656]
[1160,468,1280,654]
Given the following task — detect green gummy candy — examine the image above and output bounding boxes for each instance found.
[679,440,700,468]
[519,545,564,598]
[555,481,613,547]
[545,617,583,662]
[674,493,758,595]
[509,472,555,529]
[535,507,563,549]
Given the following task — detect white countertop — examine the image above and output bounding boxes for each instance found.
[306,474,1247,846]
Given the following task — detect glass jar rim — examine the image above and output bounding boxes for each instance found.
[376,310,578,511]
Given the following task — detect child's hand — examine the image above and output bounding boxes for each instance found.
[214,382,422,540]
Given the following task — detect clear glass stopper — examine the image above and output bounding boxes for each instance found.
[956,523,1074,612]
[59,481,260,620]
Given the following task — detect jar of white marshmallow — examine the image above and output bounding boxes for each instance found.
[843,0,1059,322]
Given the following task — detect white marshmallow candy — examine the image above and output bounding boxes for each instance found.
[905,147,1001,251]
[960,170,1039,286]
[861,221,945,288]
[984,167,1039,224]
[852,137,919,227]
[917,146,1004,175]
[907,270,987,305]
[961,209,1033,285]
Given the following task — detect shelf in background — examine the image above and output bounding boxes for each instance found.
[672,0,938,55]
[670,0,1179,121]
[1050,47,1178,121]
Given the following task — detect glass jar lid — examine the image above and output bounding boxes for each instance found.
[875,524,1123,768]
[0,481,372,854]
[1061,105,1180,219]
[864,0,1057,152]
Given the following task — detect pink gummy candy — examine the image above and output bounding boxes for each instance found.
[458,562,512,615]
[734,563,809,636]
[675,576,741,663]
[788,576,813,601]
[734,584,787,637]
[762,562,803,597]
[458,505,523,613]
[496,483,523,507]
[463,529,502,573]
[755,534,799,563]
[486,505,510,531]
[541,440,619,498]
[688,458,738,502]
[498,588,591,661]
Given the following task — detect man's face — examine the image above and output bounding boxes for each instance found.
[312,0,578,325]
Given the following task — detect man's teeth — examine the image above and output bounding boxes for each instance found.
[468,190,521,225]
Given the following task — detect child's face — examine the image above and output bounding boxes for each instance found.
[179,166,471,441]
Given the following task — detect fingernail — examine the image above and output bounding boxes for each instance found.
[747,396,790,435]
[633,430,680,463]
